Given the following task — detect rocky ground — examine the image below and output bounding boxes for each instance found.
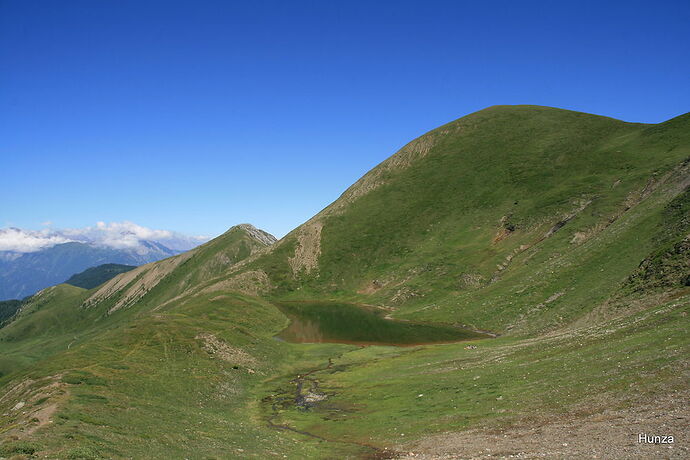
[396,390,688,459]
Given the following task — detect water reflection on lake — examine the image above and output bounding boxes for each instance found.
[274,301,488,346]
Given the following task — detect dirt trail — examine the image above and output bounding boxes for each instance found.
[0,375,67,439]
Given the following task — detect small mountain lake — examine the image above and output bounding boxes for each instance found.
[274,301,489,346]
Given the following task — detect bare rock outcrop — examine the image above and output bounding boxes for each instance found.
[288,221,323,275]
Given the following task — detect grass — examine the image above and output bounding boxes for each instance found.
[65,264,137,290]
[261,294,688,448]
[1,293,329,458]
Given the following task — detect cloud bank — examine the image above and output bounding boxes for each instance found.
[0,222,209,254]
[0,228,73,253]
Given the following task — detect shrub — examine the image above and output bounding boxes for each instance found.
[0,440,40,455]
[66,445,101,459]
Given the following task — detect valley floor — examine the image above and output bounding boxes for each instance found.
[254,294,689,459]
[1,290,687,459]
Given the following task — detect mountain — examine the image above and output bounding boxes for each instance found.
[64,264,137,290]
[0,106,687,459]
[0,223,277,375]
[238,106,690,329]
[0,241,180,300]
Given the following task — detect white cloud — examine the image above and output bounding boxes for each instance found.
[0,228,73,253]
[0,222,209,253]
[62,221,174,250]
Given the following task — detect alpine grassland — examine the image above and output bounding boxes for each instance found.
[1,106,688,458]
[64,265,137,290]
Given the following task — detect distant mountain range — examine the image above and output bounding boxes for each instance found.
[0,224,208,300]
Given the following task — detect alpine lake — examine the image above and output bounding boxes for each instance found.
[274,301,490,347]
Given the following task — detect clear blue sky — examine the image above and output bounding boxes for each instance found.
[2,0,689,238]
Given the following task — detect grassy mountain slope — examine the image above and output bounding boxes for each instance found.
[0,106,688,459]
[64,264,137,290]
[0,225,276,378]
[0,300,23,326]
[243,106,689,330]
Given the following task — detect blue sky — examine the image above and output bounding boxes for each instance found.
[2,0,689,239]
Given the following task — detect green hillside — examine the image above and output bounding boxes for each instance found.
[0,299,23,325]
[0,224,276,377]
[0,106,688,459]
[65,264,137,290]
[244,106,689,330]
